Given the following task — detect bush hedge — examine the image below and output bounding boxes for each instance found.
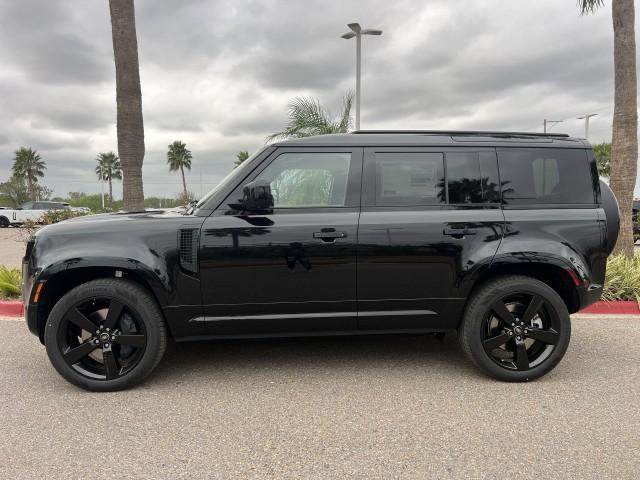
[0,266,21,298]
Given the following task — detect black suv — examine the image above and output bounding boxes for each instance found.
[23,131,619,391]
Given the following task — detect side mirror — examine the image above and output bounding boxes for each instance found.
[241,180,274,212]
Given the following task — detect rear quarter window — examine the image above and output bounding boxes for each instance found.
[498,148,594,205]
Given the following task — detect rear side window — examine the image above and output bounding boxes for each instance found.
[374,152,445,205]
[498,148,594,204]
[446,151,500,204]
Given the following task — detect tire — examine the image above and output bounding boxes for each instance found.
[44,279,167,391]
[0,216,9,228]
[458,275,570,382]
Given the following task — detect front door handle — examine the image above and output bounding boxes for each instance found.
[313,229,347,242]
[443,227,477,237]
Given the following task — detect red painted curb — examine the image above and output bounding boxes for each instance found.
[0,300,23,317]
[580,300,640,315]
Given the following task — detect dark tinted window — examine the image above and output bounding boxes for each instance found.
[446,151,500,204]
[374,152,445,205]
[498,148,594,204]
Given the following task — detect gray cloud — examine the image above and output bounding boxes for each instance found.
[0,0,633,199]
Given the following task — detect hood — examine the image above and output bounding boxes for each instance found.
[35,210,189,238]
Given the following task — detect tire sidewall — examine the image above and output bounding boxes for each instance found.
[44,279,165,391]
[463,277,571,382]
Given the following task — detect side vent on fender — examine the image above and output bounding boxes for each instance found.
[178,228,199,274]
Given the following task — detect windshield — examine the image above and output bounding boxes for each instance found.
[193,148,266,211]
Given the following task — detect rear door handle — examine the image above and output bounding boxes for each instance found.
[313,230,347,242]
[443,227,477,237]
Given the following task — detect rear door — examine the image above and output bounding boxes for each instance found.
[357,147,505,330]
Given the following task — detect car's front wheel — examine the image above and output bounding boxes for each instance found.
[44,279,167,391]
[458,275,571,381]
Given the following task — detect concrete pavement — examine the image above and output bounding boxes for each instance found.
[1,316,638,479]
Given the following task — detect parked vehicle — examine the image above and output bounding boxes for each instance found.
[22,131,619,391]
[0,201,73,227]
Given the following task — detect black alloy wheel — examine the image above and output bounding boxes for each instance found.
[57,297,147,380]
[482,293,559,371]
[44,279,167,391]
[459,275,571,382]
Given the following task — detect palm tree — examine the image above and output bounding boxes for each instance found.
[109,0,145,211]
[234,150,250,168]
[95,152,122,206]
[268,91,353,142]
[11,147,46,200]
[167,141,192,196]
[580,0,637,256]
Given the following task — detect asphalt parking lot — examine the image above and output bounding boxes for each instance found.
[1,315,638,479]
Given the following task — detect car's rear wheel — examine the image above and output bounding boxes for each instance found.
[458,275,570,381]
[44,279,167,391]
[0,216,9,228]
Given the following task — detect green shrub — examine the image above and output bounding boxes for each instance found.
[0,266,21,298]
[40,209,86,224]
[602,254,640,301]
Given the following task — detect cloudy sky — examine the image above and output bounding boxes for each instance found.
[0,0,636,199]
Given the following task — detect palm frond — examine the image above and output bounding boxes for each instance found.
[268,92,353,142]
[337,91,354,133]
[578,0,605,15]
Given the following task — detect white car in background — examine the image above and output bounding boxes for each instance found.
[0,201,74,227]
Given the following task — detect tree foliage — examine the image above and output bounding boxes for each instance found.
[592,142,611,177]
[234,150,250,168]
[268,91,353,141]
[11,147,46,200]
[577,0,605,15]
[0,176,51,208]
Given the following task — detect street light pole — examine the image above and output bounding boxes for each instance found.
[341,23,382,131]
[577,113,598,140]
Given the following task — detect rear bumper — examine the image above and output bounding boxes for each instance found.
[577,283,604,312]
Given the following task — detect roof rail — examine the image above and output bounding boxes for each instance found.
[351,130,570,138]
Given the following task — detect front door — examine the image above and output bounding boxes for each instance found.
[198,147,363,335]
[357,147,505,330]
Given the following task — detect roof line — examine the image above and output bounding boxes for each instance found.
[351,130,570,138]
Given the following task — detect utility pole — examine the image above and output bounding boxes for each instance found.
[341,23,383,130]
[577,113,598,139]
[543,119,563,133]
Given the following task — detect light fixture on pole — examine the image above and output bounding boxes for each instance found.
[341,22,382,131]
[577,113,598,140]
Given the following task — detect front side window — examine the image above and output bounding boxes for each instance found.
[446,151,500,204]
[374,152,445,205]
[498,148,594,204]
[255,152,352,207]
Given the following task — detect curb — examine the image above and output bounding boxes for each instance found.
[0,300,23,317]
[579,300,640,315]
